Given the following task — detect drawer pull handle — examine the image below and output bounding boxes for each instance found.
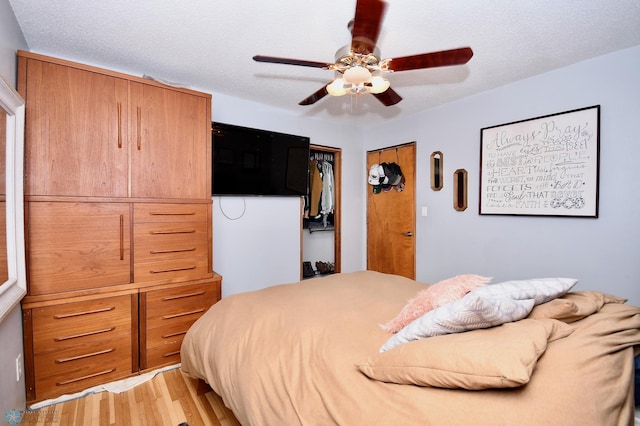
[150,266,196,274]
[149,211,197,216]
[162,290,205,301]
[136,106,142,150]
[57,368,116,386]
[54,306,115,319]
[117,102,122,148]
[162,308,205,320]
[55,348,115,364]
[54,327,115,341]
[150,229,196,235]
[163,350,181,358]
[162,331,187,339]
[150,248,197,255]
[120,214,124,260]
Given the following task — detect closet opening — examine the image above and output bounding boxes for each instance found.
[302,145,341,279]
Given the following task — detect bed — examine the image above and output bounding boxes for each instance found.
[181,270,640,426]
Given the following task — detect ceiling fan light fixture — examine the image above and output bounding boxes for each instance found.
[343,65,371,86]
[327,78,349,96]
[253,0,473,107]
[368,75,390,94]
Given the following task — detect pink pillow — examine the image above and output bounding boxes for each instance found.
[381,274,491,333]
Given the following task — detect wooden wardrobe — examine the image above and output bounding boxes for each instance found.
[17,51,219,404]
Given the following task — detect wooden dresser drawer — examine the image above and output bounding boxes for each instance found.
[145,282,217,333]
[134,203,208,223]
[133,202,211,285]
[33,338,132,402]
[134,221,209,263]
[32,295,131,334]
[134,257,210,284]
[33,311,131,353]
[30,295,135,401]
[146,341,182,367]
[141,280,220,370]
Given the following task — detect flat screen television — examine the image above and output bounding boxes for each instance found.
[212,122,310,196]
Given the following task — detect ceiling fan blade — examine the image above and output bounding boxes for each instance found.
[387,47,474,72]
[299,84,329,106]
[253,55,331,69]
[372,87,402,106]
[350,0,387,55]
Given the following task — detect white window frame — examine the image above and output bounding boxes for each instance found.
[0,73,26,323]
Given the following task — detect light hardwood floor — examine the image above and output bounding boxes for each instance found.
[25,368,241,426]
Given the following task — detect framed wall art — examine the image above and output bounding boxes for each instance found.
[479,105,600,217]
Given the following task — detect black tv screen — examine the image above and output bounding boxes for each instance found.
[212,122,310,196]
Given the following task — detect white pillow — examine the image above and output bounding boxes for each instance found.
[380,292,535,352]
[379,277,578,352]
[471,277,577,304]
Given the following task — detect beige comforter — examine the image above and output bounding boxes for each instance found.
[181,271,640,426]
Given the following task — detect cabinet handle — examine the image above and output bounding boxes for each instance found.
[54,306,115,319]
[162,350,181,358]
[117,102,122,148]
[57,368,116,386]
[161,330,187,339]
[162,308,205,320]
[120,214,124,260]
[150,229,196,235]
[150,265,197,274]
[149,211,197,216]
[55,347,115,363]
[150,247,197,255]
[54,327,115,341]
[161,290,205,301]
[136,106,142,150]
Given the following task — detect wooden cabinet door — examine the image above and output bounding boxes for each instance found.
[27,202,131,295]
[23,59,128,197]
[129,82,210,199]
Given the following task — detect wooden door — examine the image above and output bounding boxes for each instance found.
[22,58,129,197]
[27,201,131,295]
[130,82,210,200]
[367,143,416,279]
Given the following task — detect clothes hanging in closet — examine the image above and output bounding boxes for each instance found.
[306,152,335,227]
[309,159,323,217]
[320,160,334,215]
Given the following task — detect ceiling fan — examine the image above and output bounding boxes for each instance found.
[253,0,473,107]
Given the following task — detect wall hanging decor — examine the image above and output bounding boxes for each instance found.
[430,151,443,191]
[453,168,468,211]
[479,105,600,217]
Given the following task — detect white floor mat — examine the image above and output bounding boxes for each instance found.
[28,364,181,410]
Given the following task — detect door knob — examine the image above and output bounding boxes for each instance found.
[403,232,413,237]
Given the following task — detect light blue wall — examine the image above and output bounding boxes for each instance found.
[0,0,26,85]
[365,45,640,307]
[0,0,28,417]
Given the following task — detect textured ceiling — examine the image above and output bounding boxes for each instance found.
[8,0,640,125]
